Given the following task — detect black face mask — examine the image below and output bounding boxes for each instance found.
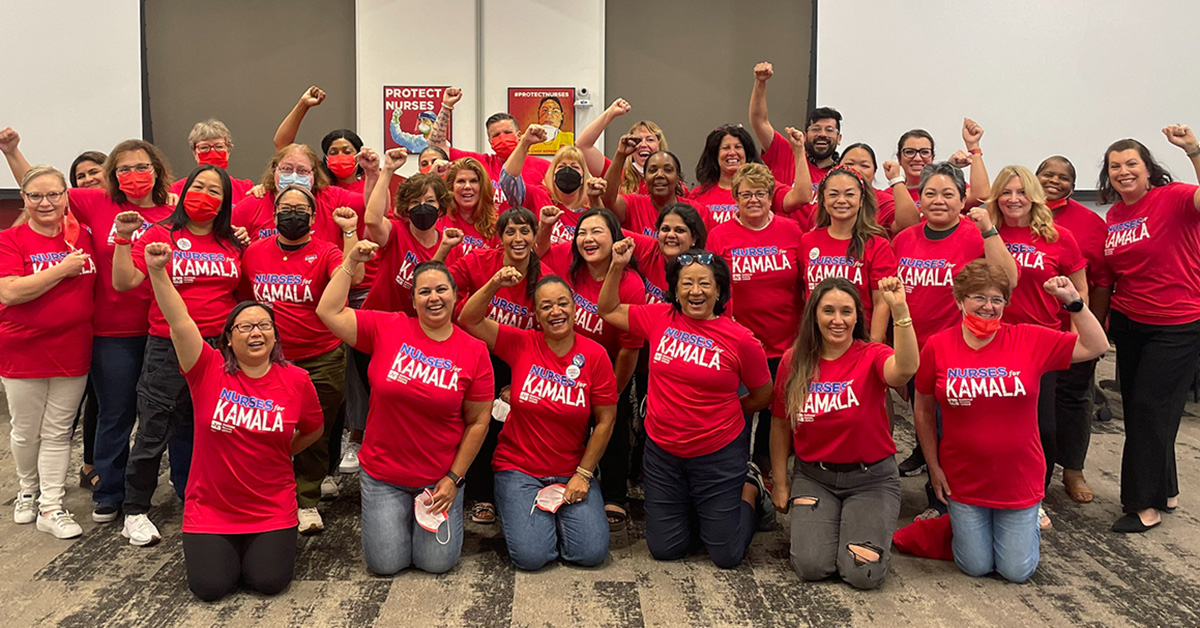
[275,210,312,240]
[554,167,583,194]
[409,203,439,231]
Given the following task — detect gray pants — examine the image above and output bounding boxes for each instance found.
[788,457,901,590]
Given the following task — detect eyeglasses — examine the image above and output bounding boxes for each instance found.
[276,166,313,176]
[901,148,934,159]
[965,294,1007,307]
[807,125,838,135]
[232,321,274,334]
[115,163,153,175]
[24,191,66,204]
[195,143,228,153]
[678,253,714,267]
[737,191,770,201]
[276,204,313,214]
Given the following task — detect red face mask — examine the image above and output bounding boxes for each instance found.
[1045,197,1068,210]
[490,133,519,159]
[197,150,229,170]
[419,162,434,174]
[962,312,1002,339]
[183,190,222,223]
[117,170,155,199]
[327,153,357,179]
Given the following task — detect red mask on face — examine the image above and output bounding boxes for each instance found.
[197,150,229,169]
[419,162,434,174]
[183,190,222,223]
[117,170,155,199]
[490,134,519,159]
[1045,198,1068,210]
[962,312,1002,339]
[327,153,358,179]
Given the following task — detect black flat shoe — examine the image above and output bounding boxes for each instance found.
[1112,512,1161,533]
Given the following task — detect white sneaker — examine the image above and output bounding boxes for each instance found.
[121,514,161,547]
[320,476,340,501]
[338,441,361,474]
[13,493,36,524]
[37,509,83,539]
[298,507,324,535]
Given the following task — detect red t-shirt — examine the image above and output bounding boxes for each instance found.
[448,148,549,212]
[231,186,365,246]
[362,220,460,315]
[891,219,985,348]
[492,326,618,477]
[65,188,173,337]
[170,176,254,200]
[0,223,97,378]
[131,225,242,338]
[1102,182,1200,325]
[520,183,588,246]
[437,212,498,256]
[709,217,805,358]
[628,232,669,304]
[620,194,714,237]
[771,341,896,463]
[628,303,771,457]
[336,178,365,194]
[761,130,831,190]
[354,310,494,487]
[598,157,692,196]
[241,237,343,361]
[1000,224,1084,329]
[800,229,897,327]
[687,182,793,228]
[875,188,897,233]
[449,248,548,330]
[543,245,645,356]
[915,324,1076,508]
[1053,199,1108,290]
[182,343,322,534]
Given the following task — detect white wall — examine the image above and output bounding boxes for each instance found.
[0,1,143,189]
[816,0,1200,191]
[356,0,605,177]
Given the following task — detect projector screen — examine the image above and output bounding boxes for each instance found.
[0,1,143,190]
[815,0,1200,191]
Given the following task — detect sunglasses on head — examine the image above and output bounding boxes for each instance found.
[678,253,714,267]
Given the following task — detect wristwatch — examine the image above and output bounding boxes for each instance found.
[1062,299,1085,313]
[887,176,906,188]
[445,470,465,487]
[980,226,999,239]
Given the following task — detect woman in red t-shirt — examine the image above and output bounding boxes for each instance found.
[986,165,1086,530]
[168,120,255,199]
[272,86,367,193]
[318,242,494,575]
[241,184,361,535]
[0,165,97,540]
[1036,155,1111,505]
[500,128,593,246]
[838,143,920,236]
[801,167,898,343]
[575,98,671,195]
[142,240,322,601]
[915,260,1108,582]
[112,165,245,547]
[1098,128,1200,533]
[460,270,618,570]
[598,243,773,569]
[688,125,811,226]
[438,157,500,256]
[769,276,918,589]
[599,139,707,237]
[895,120,991,210]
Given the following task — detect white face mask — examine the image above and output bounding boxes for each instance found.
[539,124,559,142]
[418,122,432,134]
[414,488,450,545]
[530,483,568,515]
[631,158,645,176]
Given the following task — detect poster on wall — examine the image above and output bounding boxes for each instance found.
[384,86,449,154]
[507,88,575,156]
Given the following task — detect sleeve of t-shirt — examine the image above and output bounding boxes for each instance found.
[130,227,155,276]
[1056,228,1086,276]
[499,169,526,207]
[543,242,573,275]
[353,309,397,355]
[464,341,495,403]
[65,187,104,228]
[491,324,526,365]
[914,340,938,396]
[769,352,794,418]
[0,231,24,277]
[876,190,897,232]
[1023,324,1077,376]
[617,272,648,348]
[1164,182,1200,222]
[182,342,221,383]
[294,375,324,434]
[868,237,899,286]
[448,251,476,295]
[761,131,796,186]
[524,183,553,212]
[869,342,896,382]
[322,242,343,279]
[335,187,367,235]
[626,303,667,342]
[231,196,259,232]
[589,348,619,407]
[769,182,793,215]
[738,330,771,389]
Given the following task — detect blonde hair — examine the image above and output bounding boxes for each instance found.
[731,162,775,197]
[445,157,498,240]
[542,145,591,207]
[21,165,68,192]
[188,119,234,150]
[260,144,331,195]
[621,121,668,194]
[986,165,1058,243]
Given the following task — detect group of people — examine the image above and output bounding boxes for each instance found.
[0,61,1197,601]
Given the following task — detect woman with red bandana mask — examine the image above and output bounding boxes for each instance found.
[110,164,245,548]
[0,131,181,527]
[168,119,254,200]
[914,260,1107,582]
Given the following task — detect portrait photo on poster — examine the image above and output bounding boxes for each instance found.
[384,86,450,153]
[508,87,575,156]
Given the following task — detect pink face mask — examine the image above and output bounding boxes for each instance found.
[414,489,451,545]
[531,483,569,514]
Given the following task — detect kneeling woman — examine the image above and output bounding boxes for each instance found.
[598,242,773,569]
[459,269,618,571]
[769,277,918,590]
[318,244,494,575]
[915,260,1108,582]
[142,242,323,601]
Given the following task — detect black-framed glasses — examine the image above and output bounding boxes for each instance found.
[195,143,228,154]
[965,294,1007,307]
[276,204,314,215]
[737,191,770,201]
[24,191,66,204]
[232,321,274,334]
[678,253,714,267]
[901,148,933,159]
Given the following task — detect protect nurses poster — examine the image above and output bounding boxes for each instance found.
[507,88,575,156]
[384,86,449,153]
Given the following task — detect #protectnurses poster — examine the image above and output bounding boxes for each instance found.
[507,88,575,156]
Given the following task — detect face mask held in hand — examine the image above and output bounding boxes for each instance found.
[414,488,451,545]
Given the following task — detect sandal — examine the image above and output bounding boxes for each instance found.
[471,502,497,525]
[605,505,628,531]
[79,467,99,491]
[1062,469,1094,504]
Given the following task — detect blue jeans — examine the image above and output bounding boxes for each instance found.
[493,470,609,571]
[91,335,147,509]
[359,470,465,575]
[947,499,1041,583]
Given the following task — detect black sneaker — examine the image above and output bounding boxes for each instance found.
[92,504,120,524]
[898,446,927,477]
[746,462,775,531]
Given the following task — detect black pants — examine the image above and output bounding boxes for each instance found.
[598,377,637,506]
[466,355,512,504]
[1055,358,1098,470]
[1036,371,1060,489]
[183,528,297,601]
[72,376,99,466]
[1110,311,1200,512]
[749,357,783,468]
